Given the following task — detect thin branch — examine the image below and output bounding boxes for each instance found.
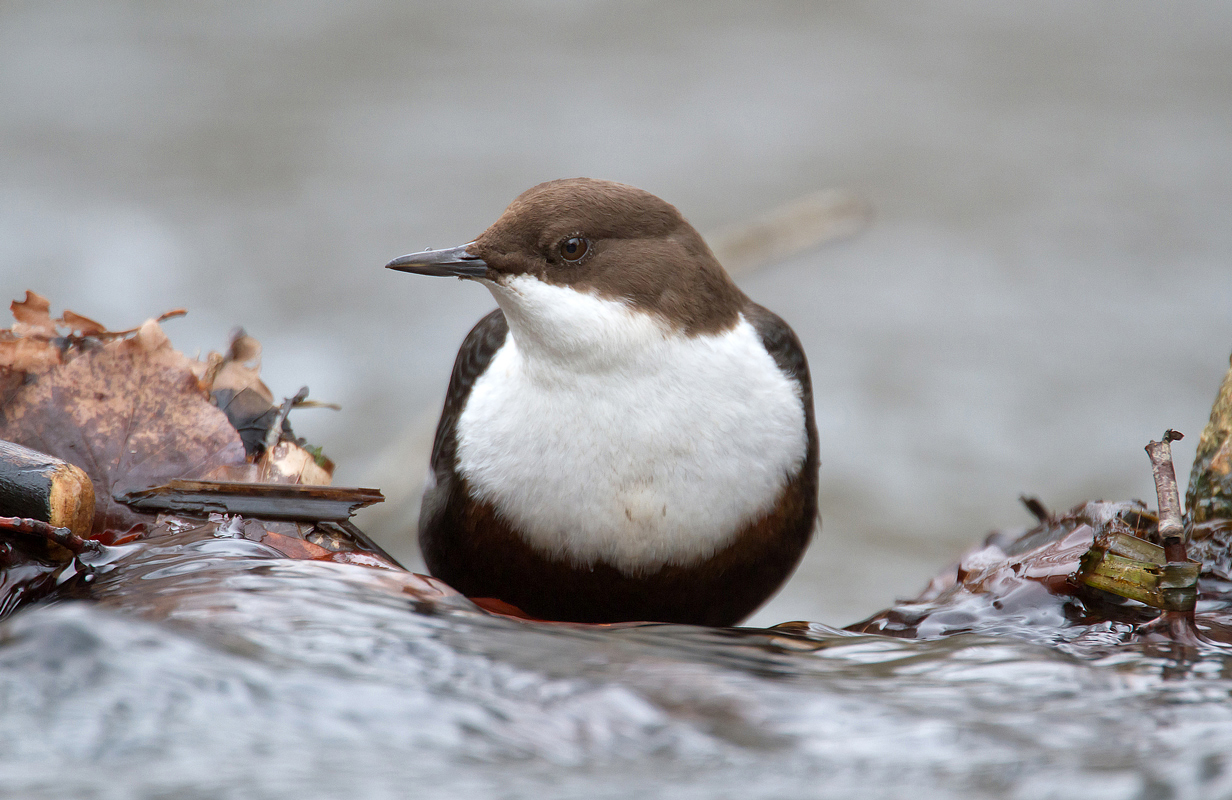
[264,386,310,453]
[1145,429,1186,563]
[0,515,95,556]
[1142,429,1201,646]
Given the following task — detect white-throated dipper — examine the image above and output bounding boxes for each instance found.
[386,178,819,625]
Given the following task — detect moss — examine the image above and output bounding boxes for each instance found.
[1186,353,1232,524]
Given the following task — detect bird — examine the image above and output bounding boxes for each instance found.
[386,178,819,626]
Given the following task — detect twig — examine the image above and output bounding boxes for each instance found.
[264,386,310,453]
[1146,429,1187,563]
[1142,429,1201,646]
[0,515,94,556]
[705,189,873,276]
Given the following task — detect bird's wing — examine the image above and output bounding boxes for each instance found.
[743,301,819,468]
[743,302,812,400]
[429,308,509,475]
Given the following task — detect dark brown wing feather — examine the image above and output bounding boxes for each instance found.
[419,309,507,546]
[742,302,813,405]
[743,300,819,480]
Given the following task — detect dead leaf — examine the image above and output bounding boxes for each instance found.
[0,337,63,411]
[208,328,272,401]
[1,294,366,586]
[10,291,56,337]
[212,387,283,457]
[59,310,107,337]
[1,293,65,410]
[0,336,62,372]
[847,501,1158,637]
[259,440,333,485]
[257,528,337,560]
[0,322,247,536]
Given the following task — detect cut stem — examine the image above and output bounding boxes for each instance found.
[1145,429,1187,562]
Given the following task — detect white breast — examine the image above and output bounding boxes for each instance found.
[454,275,808,576]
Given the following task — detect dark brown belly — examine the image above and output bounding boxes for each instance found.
[419,472,816,626]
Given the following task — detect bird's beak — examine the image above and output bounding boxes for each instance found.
[384,243,489,278]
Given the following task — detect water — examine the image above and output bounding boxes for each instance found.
[4,527,1232,799]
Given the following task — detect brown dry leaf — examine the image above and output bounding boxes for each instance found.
[231,520,400,569]
[0,335,62,372]
[1,294,65,411]
[1,294,192,407]
[207,329,272,401]
[0,337,63,410]
[259,440,333,485]
[0,294,376,578]
[10,291,56,337]
[0,318,247,536]
[258,528,337,560]
[59,309,108,336]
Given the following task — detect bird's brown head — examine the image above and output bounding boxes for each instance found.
[387,178,745,335]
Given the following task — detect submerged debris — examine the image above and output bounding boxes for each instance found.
[1076,531,1198,612]
[1073,430,1199,620]
[851,366,1232,654]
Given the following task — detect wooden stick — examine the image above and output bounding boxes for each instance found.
[1145,429,1186,563]
[0,515,95,558]
[1142,429,1202,645]
[0,440,95,537]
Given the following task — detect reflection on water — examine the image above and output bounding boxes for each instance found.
[2,530,1232,798]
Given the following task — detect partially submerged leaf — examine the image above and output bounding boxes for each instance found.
[69,519,460,621]
[848,501,1159,639]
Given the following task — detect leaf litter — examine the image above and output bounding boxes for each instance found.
[0,292,407,588]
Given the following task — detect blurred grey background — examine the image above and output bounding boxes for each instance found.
[2,1,1229,626]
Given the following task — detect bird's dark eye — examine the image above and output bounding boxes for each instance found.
[559,236,590,263]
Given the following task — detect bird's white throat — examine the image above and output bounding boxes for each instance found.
[454,274,808,575]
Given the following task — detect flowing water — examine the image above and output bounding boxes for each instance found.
[4,529,1232,799]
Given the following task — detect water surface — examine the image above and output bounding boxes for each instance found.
[4,531,1232,799]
